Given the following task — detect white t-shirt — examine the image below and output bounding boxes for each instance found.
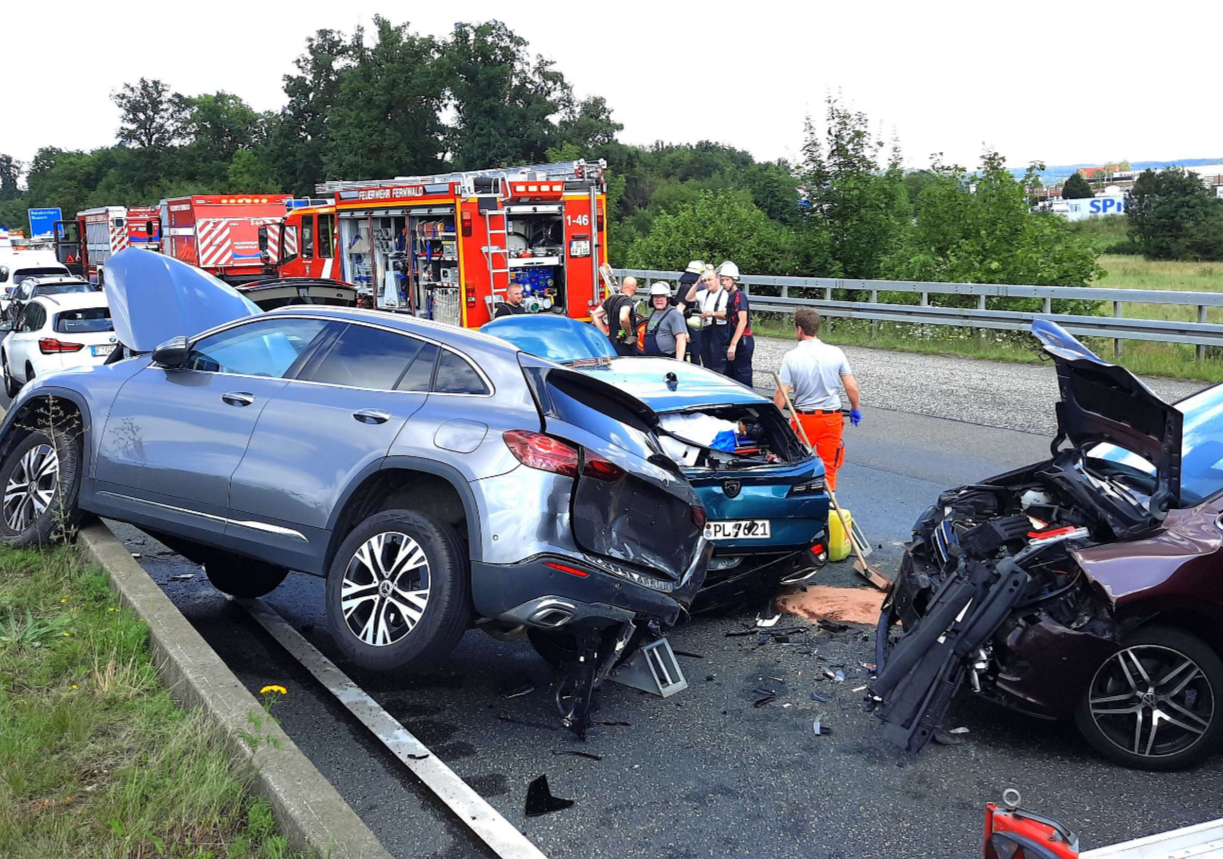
[779,338,853,411]
[697,288,730,326]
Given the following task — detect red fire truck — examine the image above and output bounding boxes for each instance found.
[161,194,293,284]
[55,206,162,282]
[258,160,608,328]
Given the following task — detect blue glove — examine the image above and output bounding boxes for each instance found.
[849,409,862,427]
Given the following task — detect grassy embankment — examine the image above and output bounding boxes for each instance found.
[755,229,1223,383]
[0,545,301,859]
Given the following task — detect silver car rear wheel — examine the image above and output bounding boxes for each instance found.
[341,531,432,648]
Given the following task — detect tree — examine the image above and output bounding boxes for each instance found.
[625,189,806,276]
[323,17,447,180]
[0,154,21,202]
[1127,168,1223,261]
[1062,171,1094,199]
[798,96,910,278]
[111,78,185,149]
[883,152,1102,296]
[439,21,571,169]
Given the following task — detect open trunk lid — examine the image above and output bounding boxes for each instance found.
[519,354,706,585]
[1032,320,1183,517]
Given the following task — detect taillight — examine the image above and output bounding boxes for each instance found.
[691,504,707,530]
[39,338,84,354]
[503,430,579,477]
[544,561,589,578]
[461,210,473,237]
[581,451,624,482]
[597,208,605,232]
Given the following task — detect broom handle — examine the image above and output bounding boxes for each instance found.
[772,372,871,571]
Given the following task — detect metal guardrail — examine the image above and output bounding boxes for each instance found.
[614,268,1223,361]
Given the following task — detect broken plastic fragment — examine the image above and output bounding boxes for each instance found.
[552,750,603,761]
[503,684,535,699]
[817,619,850,633]
[756,613,782,628]
[949,726,969,735]
[812,716,833,736]
[852,685,867,692]
[525,775,574,817]
[753,694,776,708]
[810,693,829,703]
[168,574,194,582]
[672,650,703,659]
[933,730,965,746]
[834,670,845,683]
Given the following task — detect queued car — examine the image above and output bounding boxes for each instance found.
[2,292,118,396]
[2,274,94,327]
[0,261,75,314]
[873,320,1223,770]
[0,250,711,728]
[238,278,359,311]
[482,314,831,610]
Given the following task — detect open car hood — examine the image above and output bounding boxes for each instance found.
[104,249,261,353]
[1032,319,1182,512]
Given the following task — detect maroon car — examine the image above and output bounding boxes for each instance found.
[873,320,1223,770]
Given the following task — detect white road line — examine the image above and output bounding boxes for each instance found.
[241,598,548,859]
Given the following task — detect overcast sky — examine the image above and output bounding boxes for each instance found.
[4,0,1217,175]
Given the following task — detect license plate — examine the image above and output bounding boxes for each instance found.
[91,345,115,357]
[704,519,771,540]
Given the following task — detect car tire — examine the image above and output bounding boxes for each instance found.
[2,354,17,398]
[1074,625,1223,770]
[0,423,82,547]
[325,509,470,671]
[202,552,289,598]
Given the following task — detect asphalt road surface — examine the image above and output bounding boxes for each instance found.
[5,355,1220,859]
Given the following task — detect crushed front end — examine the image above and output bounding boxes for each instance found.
[871,459,1124,753]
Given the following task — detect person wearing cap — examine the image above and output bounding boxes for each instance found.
[720,260,755,386]
[773,307,861,491]
[643,282,689,360]
[695,268,731,374]
[593,276,641,356]
[677,261,706,364]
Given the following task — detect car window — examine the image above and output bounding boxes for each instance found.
[21,305,46,332]
[56,307,113,334]
[34,283,92,297]
[433,350,489,395]
[185,318,330,378]
[396,343,438,392]
[14,268,68,285]
[302,325,427,391]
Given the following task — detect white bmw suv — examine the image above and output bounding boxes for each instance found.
[2,292,117,396]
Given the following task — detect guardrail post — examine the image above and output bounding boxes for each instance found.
[977,294,987,345]
[870,289,878,339]
[1042,297,1052,314]
[1113,301,1124,358]
[1199,305,1207,362]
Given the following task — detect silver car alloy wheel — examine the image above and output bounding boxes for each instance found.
[1088,644,1214,759]
[4,443,59,532]
[340,531,431,647]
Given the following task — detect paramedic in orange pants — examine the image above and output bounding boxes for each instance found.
[773,308,861,491]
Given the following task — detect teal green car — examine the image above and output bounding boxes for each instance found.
[483,315,830,610]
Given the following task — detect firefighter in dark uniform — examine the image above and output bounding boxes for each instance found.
[721,261,755,386]
[493,283,527,318]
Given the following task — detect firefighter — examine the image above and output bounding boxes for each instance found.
[773,307,861,491]
[696,271,731,373]
[594,276,641,356]
[677,260,706,364]
[643,282,689,360]
[721,261,755,386]
[493,283,527,318]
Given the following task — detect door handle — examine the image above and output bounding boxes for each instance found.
[353,409,391,425]
[222,391,255,407]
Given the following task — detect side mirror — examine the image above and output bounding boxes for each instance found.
[152,336,190,368]
[0,267,8,284]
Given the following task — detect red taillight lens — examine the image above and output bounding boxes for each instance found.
[39,338,85,354]
[544,561,589,578]
[503,430,579,477]
[581,451,624,482]
[461,210,473,237]
[691,504,707,530]
[597,211,605,232]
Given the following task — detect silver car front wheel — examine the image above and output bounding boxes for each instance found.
[4,443,58,532]
[341,531,432,647]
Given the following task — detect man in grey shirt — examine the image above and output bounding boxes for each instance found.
[643,282,689,360]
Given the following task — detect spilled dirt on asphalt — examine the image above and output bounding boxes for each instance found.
[776,585,886,625]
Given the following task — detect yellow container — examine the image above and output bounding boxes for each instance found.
[828,508,853,562]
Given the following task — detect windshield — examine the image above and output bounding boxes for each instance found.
[34,283,92,297]
[1089,382,1223,505]
[56,307,113,334]
[14,268,70,285]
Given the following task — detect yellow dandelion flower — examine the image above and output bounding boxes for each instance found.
[71,685,78,690]
[260,685,288,696]
[60,598,67,604]
[63,632,70,637]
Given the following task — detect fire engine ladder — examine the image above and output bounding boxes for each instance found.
[482,208,511,312]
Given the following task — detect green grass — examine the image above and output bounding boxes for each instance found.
[0,545,302,859]
[753,254,1223,384]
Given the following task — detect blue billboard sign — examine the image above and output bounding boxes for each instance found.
[28,207,63,238]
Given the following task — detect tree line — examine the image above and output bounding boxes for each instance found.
[0,14,1155,283]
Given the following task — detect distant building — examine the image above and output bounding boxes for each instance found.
[1058,195,1127,221]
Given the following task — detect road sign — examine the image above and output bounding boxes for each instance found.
[27,207,63,238]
